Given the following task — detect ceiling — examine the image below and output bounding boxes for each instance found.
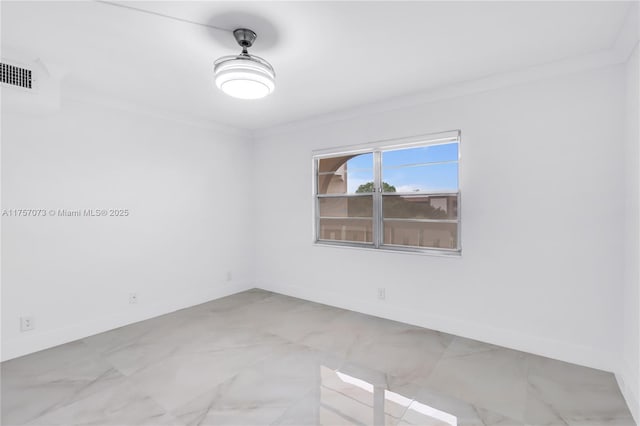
[1,1,634,130]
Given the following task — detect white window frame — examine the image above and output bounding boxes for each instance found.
[312,130,461,256]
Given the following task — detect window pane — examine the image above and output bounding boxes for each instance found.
[383,220,457,249]
[382,163,458,193]
[318,153,373,194]
[383,195,457,220]
[314,136,461,252]
[319,218,373,243]
[382,142,458,167]
[319,196,373,218]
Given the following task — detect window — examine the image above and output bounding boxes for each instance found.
[313,131,460,255]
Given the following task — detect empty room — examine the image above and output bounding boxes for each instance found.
[1,1,639,425]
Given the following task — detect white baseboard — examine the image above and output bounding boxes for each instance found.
[256,281,615,373]
[616,360,640,425]
[3,280,621,397]
[1,281,253,362]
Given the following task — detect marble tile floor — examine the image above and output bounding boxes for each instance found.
[1,289,635,426]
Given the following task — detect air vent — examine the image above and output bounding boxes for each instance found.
[1,62,32,89]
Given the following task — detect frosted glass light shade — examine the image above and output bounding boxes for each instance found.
[214,56,275,100]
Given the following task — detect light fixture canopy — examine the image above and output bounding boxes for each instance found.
[213,28,275,100]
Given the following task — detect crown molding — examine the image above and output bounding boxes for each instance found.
[62,86,252,140]
[255,3,640,140]
[254,48,628,140]
[0,48,248,138]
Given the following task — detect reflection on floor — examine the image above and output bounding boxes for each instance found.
[320,366,459,425]
[1,289,635,426]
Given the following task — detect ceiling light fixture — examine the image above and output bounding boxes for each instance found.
[213,28,275,100]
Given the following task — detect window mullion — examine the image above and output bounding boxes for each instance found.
[373,150,383,248]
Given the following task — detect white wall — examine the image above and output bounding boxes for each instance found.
[1,31,636,423]
[1,92,254,360]
[621,43,640,422]
[2,55,630,393]
[253,65,626,373]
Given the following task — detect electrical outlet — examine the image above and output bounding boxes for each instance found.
[20,316,34,332]
[226,271,232,282]
[377,288,386,300]
[129,293,138,304]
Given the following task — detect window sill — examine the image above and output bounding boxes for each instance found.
[313,241,462,257]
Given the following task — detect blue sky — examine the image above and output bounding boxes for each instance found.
[346,143,458,193]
